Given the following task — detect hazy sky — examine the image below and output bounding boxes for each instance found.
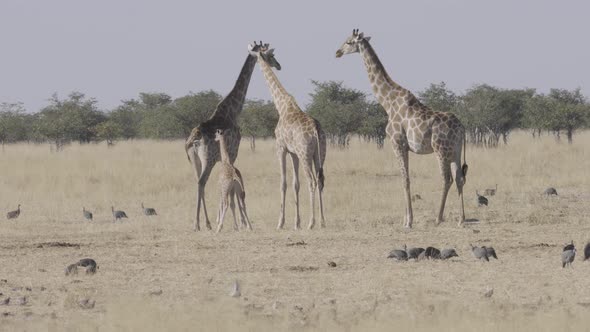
[1,0,589,112]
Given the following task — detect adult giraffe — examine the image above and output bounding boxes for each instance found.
[336,29,467,228]
[248,42,326,230]
[185,44,260,231]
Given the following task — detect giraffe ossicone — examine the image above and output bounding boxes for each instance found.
[336,29,468,228]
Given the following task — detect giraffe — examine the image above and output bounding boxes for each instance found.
[185,45,261,231]
[336,29,468,228]
[213,129,252,233]
[248,42,326,230]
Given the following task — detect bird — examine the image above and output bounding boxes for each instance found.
[476,191,488,207]
[584,242,590,261]
[562,247,576,268]
[483,288,494,298]
[141,202,157,216]
[407,247,425,260]
[411,194,422,202]
[78,298,95,309]
[544,187,558,196]
[484,184,497,196]
[230,280,241,298]
[111,206,128,222]
[387,245,408,261]
[424,247,441,260]
[471,244,489,261]
[82,207,93,221]
[485,247,498,259]
[440,248,459,260]
[7,204,21,219]
[562,240,574,252]
[77,258,98,268]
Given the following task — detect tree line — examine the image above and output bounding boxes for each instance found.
[1,81,589,150]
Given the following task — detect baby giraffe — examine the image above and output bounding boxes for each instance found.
[214,129,252,232]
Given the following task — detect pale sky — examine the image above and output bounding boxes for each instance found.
[1,0,589,112]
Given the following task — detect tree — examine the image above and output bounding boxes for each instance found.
[419,81,458,113]
[0,102,31,148]
[239,99,278,151]
[456,85,530,147]
[35,92,105,149]
[307,81,366,148]
[94,120,124,146]
[173,90,221,137]
[523,88,589,143]
[356,101,387,148]
[548,88,588,143]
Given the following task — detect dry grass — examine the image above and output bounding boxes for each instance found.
[1,131,590,331]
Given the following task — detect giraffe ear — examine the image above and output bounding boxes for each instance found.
[364,36,371,42]
[358,32,364,39]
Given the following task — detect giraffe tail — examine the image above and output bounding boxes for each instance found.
[234,168,246,201]
[461,131,468,180]
[313,119,325,192]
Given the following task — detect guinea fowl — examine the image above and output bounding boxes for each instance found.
[388,245,408,261]
[476,191,488,207]
[544,187,558,196]
[82,207,93,221]
[7,204,21,219]
[141,203,157,216]
[111,206,128,222]
[484,184,497,196]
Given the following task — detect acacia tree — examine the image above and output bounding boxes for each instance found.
[36,92,105,150]
[356,101,387,148]
[0,102,31,148]
[239,99,278,151]
[307,81,366,148]
[419,81,458,113]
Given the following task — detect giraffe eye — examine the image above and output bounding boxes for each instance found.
[346,41,353,45]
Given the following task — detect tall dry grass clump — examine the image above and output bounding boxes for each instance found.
[0,131,589,331]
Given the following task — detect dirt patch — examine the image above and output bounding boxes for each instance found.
[36,242,81,249]
[287,266,319,272]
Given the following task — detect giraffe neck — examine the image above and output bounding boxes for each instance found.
[212,54,257,122]
[358,39,413,114]
[258,57,291,116]
[218,135,231,163]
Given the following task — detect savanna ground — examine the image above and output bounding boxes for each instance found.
[1,131,590,331]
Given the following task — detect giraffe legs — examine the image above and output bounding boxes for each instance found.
[215,194,230,233]
[277,148,287,230]
[452,156,466,226]
[394,147,413,228]
[290,153,301,230]
[236,187,252,230]
[313,152,325,228]
[302,157,318,230]
[436,156,453,225]
[194,162,213,232]
[229,190,239,231]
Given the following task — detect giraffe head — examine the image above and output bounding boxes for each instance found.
[248,41,281,70]
[335,29,371,58]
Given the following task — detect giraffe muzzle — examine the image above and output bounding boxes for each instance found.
[335,50,343,58]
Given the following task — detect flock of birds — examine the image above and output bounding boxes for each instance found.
[474,185,558,207]
[388,241,590,268]
[6,203,157,222]
[387,244,497,261]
